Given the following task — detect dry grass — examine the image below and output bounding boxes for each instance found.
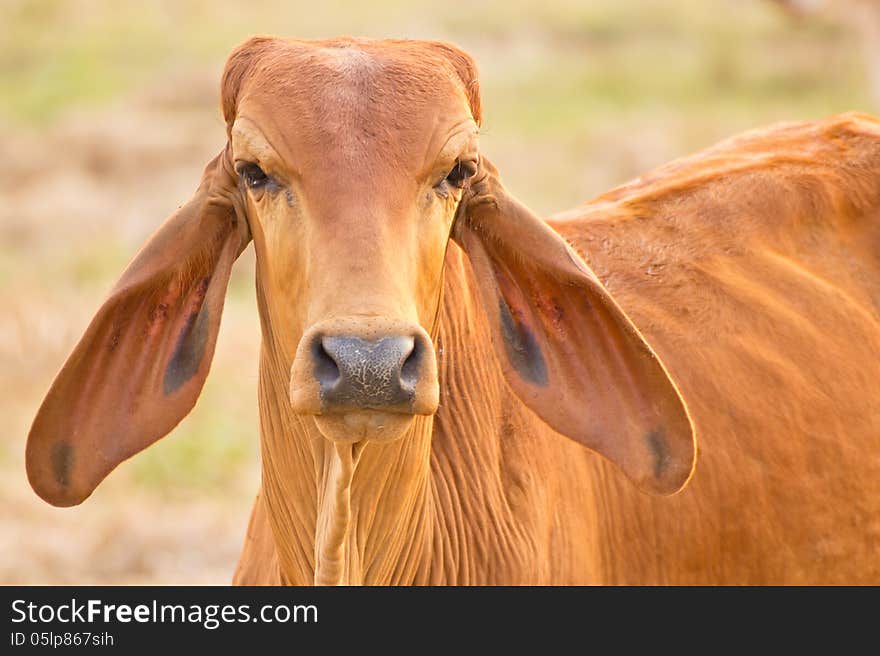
[0,0,872,584]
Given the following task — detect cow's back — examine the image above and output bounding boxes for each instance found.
[550,113,880,583]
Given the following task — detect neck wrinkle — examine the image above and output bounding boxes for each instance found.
[314,443,355,585]
[257,327,437,585]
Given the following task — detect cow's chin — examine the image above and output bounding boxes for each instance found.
[313,412,414,444]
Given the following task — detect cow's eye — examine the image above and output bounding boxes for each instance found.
[237,162,269,190]
[445,159,477,189]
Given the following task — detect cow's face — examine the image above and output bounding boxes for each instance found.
[227,38,480,443]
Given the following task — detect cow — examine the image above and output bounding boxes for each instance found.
[25,37,880,584]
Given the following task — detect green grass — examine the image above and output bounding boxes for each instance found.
[127,397,257,497]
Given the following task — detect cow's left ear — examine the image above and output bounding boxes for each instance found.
[26,148,250,507]
[453,156,696,495]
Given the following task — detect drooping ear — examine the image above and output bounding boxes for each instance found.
[453,157,696,495]
[26,149,249,507]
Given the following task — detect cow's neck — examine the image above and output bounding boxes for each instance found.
[254,314,436,586]
[311,418,435,585]
[245,246,551,585]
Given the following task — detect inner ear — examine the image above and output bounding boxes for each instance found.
[163,276,214,395]
[495,269,549,386]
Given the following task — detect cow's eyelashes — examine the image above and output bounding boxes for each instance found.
[236,162,270,190]
[444,159,477,189]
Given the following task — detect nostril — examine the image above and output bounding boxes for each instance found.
[400,337,422,389]
[313,337,341,390]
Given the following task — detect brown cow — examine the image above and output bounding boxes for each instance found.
[26,37,880,584]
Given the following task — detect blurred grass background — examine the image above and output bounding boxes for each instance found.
[0,0,872,583]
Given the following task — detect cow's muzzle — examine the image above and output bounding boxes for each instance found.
[313,335,424,410]
[290,318,439,442]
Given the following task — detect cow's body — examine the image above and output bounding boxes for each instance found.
[556,114,880,583]
[235,113,880,584]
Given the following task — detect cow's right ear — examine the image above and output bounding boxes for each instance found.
[453,156,696,496]
[26,147,250,507]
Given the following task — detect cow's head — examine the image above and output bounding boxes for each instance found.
[223,38,482,444]
[26,37,694,508]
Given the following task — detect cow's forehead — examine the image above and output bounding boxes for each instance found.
[232,39,476,171]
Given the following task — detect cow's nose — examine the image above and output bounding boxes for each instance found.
[310,334,425,411]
